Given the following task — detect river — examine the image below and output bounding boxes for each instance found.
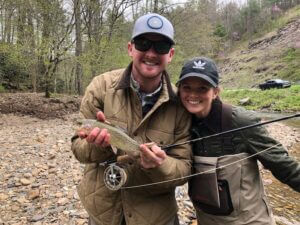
[255,111,300,128]
[256,111,300,225]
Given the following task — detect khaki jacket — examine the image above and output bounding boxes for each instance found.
[71,63,192,225]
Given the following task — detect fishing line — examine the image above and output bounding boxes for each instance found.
[121,114,300,189]
[121,143,281,189]
[162,113,300,150]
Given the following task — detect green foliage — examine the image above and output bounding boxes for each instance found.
[221,85,300,112]
[0,43,29,87]
[264,0,277,4]
[101,38,130,71]
[168,45,186,84]
[0,0,298,96]
[248,4,299,40]
[220,5,300,89]
[171,5,218,58]
[240,0,262,34]
[214,24,227,37]
[79,29,130,89]
[0,84,5,93]
[277,48,300,81]
[248,0,261,11]
[282,47,300,62]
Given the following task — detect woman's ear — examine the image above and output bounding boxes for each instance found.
[213,87,220,99]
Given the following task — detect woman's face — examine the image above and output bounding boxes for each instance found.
[179,77,219,118]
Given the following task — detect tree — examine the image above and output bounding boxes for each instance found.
[241,0,262,34]
[36,0,75,97]
[2,0,16,43]
[74,0,83,95]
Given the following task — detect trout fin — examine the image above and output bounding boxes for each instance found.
[111,145,118,154]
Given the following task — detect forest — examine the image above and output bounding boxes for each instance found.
[0,0,299,97]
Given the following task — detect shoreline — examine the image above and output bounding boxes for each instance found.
[0,113,299,224]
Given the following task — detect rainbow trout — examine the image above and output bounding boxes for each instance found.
[78,119,140,158]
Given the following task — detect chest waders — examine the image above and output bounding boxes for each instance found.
[189,103,276,225]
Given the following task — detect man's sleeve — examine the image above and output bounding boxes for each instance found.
[71,76,114,164]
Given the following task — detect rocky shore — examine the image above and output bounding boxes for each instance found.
[0,92,299,225]
[0,113,299,225]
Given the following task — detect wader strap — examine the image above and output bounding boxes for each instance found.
[221,103,233,132]
[221,103,235,154]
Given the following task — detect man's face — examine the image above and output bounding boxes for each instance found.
[128,33,174,82]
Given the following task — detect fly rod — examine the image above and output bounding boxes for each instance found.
[162,113,300,150]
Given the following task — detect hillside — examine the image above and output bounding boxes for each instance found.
[219,7,300,89]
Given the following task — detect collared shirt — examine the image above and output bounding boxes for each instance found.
[130,74,162,116]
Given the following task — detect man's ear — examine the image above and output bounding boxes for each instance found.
[167,47,175,63]
[128,42,133,57]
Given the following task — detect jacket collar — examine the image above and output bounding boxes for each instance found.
[116,62,177,102]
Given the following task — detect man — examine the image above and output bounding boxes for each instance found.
[71,13,192,225]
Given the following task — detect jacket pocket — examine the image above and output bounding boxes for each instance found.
[217,154,246,216]
[189,156,220,207]
[193,179,234,216]
[189,156,234,216]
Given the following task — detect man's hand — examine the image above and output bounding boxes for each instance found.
[78,111,111,147]
[140,143,167,169]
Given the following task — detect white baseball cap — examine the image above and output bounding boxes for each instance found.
[131,13,174,44]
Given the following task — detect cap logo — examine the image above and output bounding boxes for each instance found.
[147,16,163,29]
[193,60,206,70]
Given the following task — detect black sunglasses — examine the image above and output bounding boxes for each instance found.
[133,37,172,54]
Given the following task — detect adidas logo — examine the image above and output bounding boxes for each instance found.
[192,60,206,70]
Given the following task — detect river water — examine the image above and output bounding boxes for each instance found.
[256,112,300,225]
[264,143,300,225]
[255,111,300,128]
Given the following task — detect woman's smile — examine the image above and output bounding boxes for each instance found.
[179,77,219,118]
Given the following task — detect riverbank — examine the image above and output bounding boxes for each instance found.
[221,84,300,112]
[0,112,299,225]
[0,92,299,224]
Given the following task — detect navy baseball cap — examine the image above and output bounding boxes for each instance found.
[131,13,174,44]
[176,57,219,87]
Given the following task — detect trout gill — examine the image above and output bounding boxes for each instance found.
[78,119,140,157]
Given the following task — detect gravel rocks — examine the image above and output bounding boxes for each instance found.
[0,113,299,224]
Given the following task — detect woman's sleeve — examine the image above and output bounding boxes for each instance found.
[235,109,300,192]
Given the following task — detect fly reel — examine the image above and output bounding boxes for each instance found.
[104,164,127,191]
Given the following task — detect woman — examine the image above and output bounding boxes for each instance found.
[177,56,300,225]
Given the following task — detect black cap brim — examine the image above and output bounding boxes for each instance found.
[132,32,175,44]
[176,73,217,87]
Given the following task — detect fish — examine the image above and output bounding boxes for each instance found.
[77,119,141,157]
